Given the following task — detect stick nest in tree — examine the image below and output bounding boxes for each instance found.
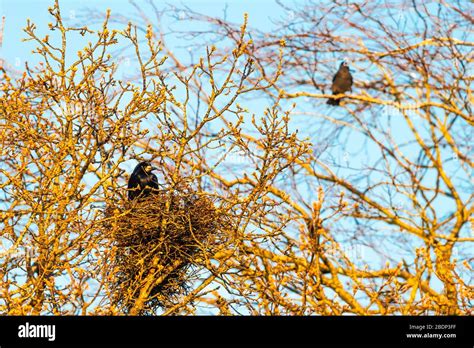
[105,188,228,313]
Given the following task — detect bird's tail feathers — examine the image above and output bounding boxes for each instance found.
[327,97,340,106]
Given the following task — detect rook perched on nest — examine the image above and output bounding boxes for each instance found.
[103,161,234,313]
[128,161,159,200]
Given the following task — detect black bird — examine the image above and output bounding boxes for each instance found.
[127,161,159,201]
[327,61,353,106]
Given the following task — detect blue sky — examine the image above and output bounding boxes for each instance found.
[1,0,281,61]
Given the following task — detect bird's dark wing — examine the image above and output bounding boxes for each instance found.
[149,173,159,191]
[331,71,341,93]
[128,173,142,200]
[137,172,160,198]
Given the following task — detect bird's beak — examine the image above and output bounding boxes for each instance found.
[145,165,156,172]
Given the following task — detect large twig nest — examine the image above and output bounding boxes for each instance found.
[105,187,228,313]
